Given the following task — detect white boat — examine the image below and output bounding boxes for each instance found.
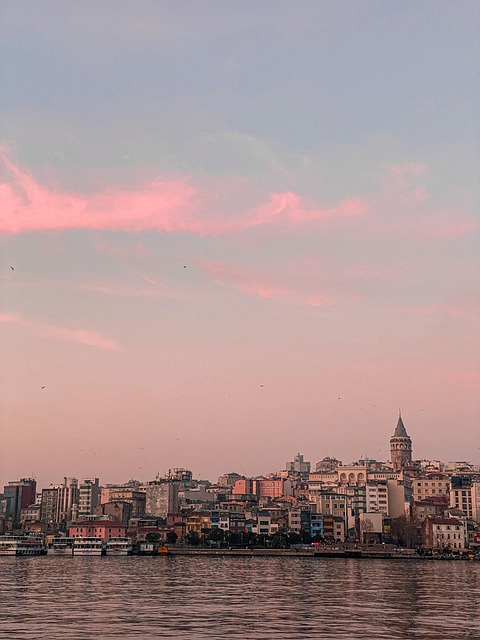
[137,541,155,555]
[0,534,46,556]
[72,536,105,556]
[47,537,75,556]
[105,537,133,556]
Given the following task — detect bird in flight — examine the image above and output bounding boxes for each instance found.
[41,386,46,389]
[10,266,14,271]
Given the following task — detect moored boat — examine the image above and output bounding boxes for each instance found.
[47,537,75,556]
[72,536,105,556]
[0,534,46,556]
[137,541,155,555]
[105,537,133,556]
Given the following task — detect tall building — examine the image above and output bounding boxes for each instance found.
[56,477,79,522]
[287,453,311,476]
[3,479,36,527]
[78,478,100,518]
[40,487,58,523]
[145,481,179,518]
[390,414,412,471]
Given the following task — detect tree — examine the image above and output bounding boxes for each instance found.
[146,532,160,544]
[208,527,225,543]
[271,527,288,548]
[287,532,302,546]
[166,531,178,545]
[389,515,421,548]
[300,529,312,545]
[360,518,374,544]
[185,530,201,546]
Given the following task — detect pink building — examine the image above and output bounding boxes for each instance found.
[254,478,292,500]
[233,478,292,500]
[233,478,254,496]
[69,521,126,540]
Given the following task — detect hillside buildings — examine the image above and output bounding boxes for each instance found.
[1,415,479,554]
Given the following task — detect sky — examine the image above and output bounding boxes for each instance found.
[1,1,479,489]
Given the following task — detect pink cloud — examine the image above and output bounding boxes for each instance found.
[0,312,120,350]
[233,192,368,231]
[1,149,197,235]
[199,261,335,308]
[1,149,368,237]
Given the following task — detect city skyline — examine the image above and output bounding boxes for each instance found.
[1,2,479,490]
[2,414,479,491]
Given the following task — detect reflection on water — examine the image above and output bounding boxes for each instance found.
[1,557,479,639]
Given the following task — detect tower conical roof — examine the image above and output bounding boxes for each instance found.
[394,414,408,437]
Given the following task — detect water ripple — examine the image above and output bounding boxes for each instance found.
[0,557,479,639]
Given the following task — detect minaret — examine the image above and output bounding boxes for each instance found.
[390,411,412,471]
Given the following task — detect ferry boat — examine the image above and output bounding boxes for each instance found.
[0,534,46,556]
[105,537,133,556]
[72,537,105,556]
[47,537,75,556]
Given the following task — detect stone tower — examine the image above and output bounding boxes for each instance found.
[390,413,412,471]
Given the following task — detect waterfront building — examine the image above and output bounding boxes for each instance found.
[358,512,383,544]
[310,513,324,539]
[423,516,466,550]
[251,512,279,536]
[288,507,311,534]
[390,414,413,471]
[323,515,345,543]
[69,520,126,540]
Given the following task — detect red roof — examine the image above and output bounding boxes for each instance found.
[71,521,125,527]
[427,517,463,525]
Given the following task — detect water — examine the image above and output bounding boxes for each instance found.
[1,556,479,639]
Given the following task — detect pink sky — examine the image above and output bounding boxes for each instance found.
[1,3,479,488]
